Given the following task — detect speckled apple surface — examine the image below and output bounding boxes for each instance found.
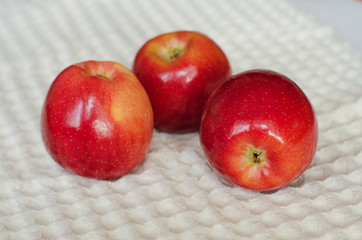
[0,0,361,239]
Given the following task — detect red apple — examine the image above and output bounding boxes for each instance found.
[133,31,231,133]
[200,70,318,191]
[41,61,154,180]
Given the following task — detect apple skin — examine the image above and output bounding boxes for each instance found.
[133,31,231,133]
[41,61,154,180]
[200,70,318,191]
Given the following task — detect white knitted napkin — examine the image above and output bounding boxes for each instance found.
[0,0,361,239]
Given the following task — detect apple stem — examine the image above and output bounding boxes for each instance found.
[96,74,109,80]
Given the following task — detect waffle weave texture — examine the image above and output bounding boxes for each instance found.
[0,0,361,239]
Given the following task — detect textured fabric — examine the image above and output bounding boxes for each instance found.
[0,0,361,239]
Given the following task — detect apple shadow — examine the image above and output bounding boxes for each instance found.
[216,171,306,194]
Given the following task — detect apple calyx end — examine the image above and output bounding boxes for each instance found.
[246,148,266,167]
